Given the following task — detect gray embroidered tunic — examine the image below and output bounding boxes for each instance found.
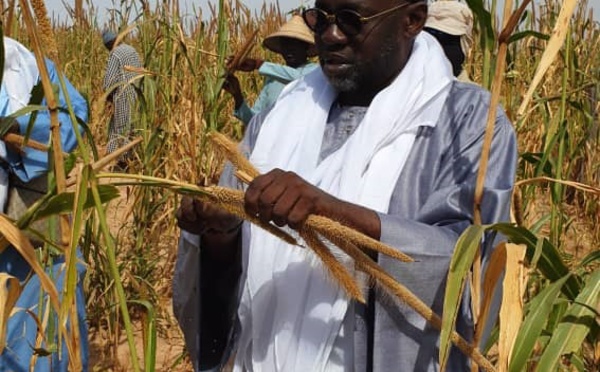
[173,81,518,371]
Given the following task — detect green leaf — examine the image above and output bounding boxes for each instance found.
[509,30,550,44]
[29,185,120,222]
[508,274,571,371]
[130,300,157,372]
[60,165,90,338]
[578,250,600,269]
[439,224,487,370]
[536,270,600,370]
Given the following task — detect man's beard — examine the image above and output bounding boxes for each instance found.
[326,63,362,92]
[323,39,397,93]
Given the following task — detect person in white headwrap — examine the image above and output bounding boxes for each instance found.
[0,37,89,372]
[425,0,474,81]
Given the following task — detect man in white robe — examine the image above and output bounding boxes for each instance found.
[174,0,517,371]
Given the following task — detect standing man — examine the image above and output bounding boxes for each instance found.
[0,36,89,372]
[102,30,142,167]
[424,0,474,81]
[174,0,517,371]
[223,15,318,125]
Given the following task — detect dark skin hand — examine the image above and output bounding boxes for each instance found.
[230,57,264,72]
[176,169,381,263]
[222,74,244,110]
[176,196,242,262]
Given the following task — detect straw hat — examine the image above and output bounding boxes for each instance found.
[263,15,317,57]
[425,0,474,56]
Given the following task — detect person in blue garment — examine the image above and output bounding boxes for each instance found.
[222,14,318,125]
[0,37,89,371]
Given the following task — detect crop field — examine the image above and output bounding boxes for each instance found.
[0,0,598,371]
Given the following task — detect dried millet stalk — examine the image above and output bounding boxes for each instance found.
[203,186,297,246]
[210,132,413,262]
[30,0,59,62]
[209,131,260,179]
[299,228,365,303]
[308,215,413,262]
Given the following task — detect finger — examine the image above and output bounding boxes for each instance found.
[177,218,206,235]
[272,188,302,227]
[256,175,288,223]
[244,169,283,217]
[178,197,197,222]
[287,195,315,230]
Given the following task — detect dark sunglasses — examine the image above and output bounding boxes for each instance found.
[302,2,410,37]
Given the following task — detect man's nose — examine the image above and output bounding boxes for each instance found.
[318,23,349,46]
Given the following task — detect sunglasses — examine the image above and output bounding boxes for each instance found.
[302,2,410,37]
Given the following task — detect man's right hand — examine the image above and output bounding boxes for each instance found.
[222,74,244,109]
[176,196,241,236]
[226,56,263,72]
[236,58,263,72]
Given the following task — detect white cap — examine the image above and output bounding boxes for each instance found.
[425,0,474,56]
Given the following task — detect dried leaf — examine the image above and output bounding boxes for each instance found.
[0,273,22,354]
[498,243,527,372]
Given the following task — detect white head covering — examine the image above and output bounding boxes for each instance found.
[1,37,39,114]
[425,0,474,56]
[0,37,39,212]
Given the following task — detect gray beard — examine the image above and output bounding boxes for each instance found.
[325,36,397,93]
[327,66,361,92]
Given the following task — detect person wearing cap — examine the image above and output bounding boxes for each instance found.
[0,36,89,372]
[102,30,142,167]
[222,14,318,125]
[174,0,516,370]
[425,0,474,81]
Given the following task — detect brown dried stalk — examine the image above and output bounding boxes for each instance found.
[19,1,79,368]
[226,29,259,74]
[65,137,144,188]
[3,133,49,152]
[209,131,260,179]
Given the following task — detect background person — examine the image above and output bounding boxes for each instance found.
[222,14,318,125]
[102,30,142,167]
[424,0,474,81]
[0,36,89,372]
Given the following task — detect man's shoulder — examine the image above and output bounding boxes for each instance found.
[449,80,491,102]
[447,80,510,121]
[112,44,140,57]
[439,80,514,138]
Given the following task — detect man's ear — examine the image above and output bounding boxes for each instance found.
[404,1,428,38]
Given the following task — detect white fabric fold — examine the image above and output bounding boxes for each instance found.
[235,32,453,372]
[0,37,40,213]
